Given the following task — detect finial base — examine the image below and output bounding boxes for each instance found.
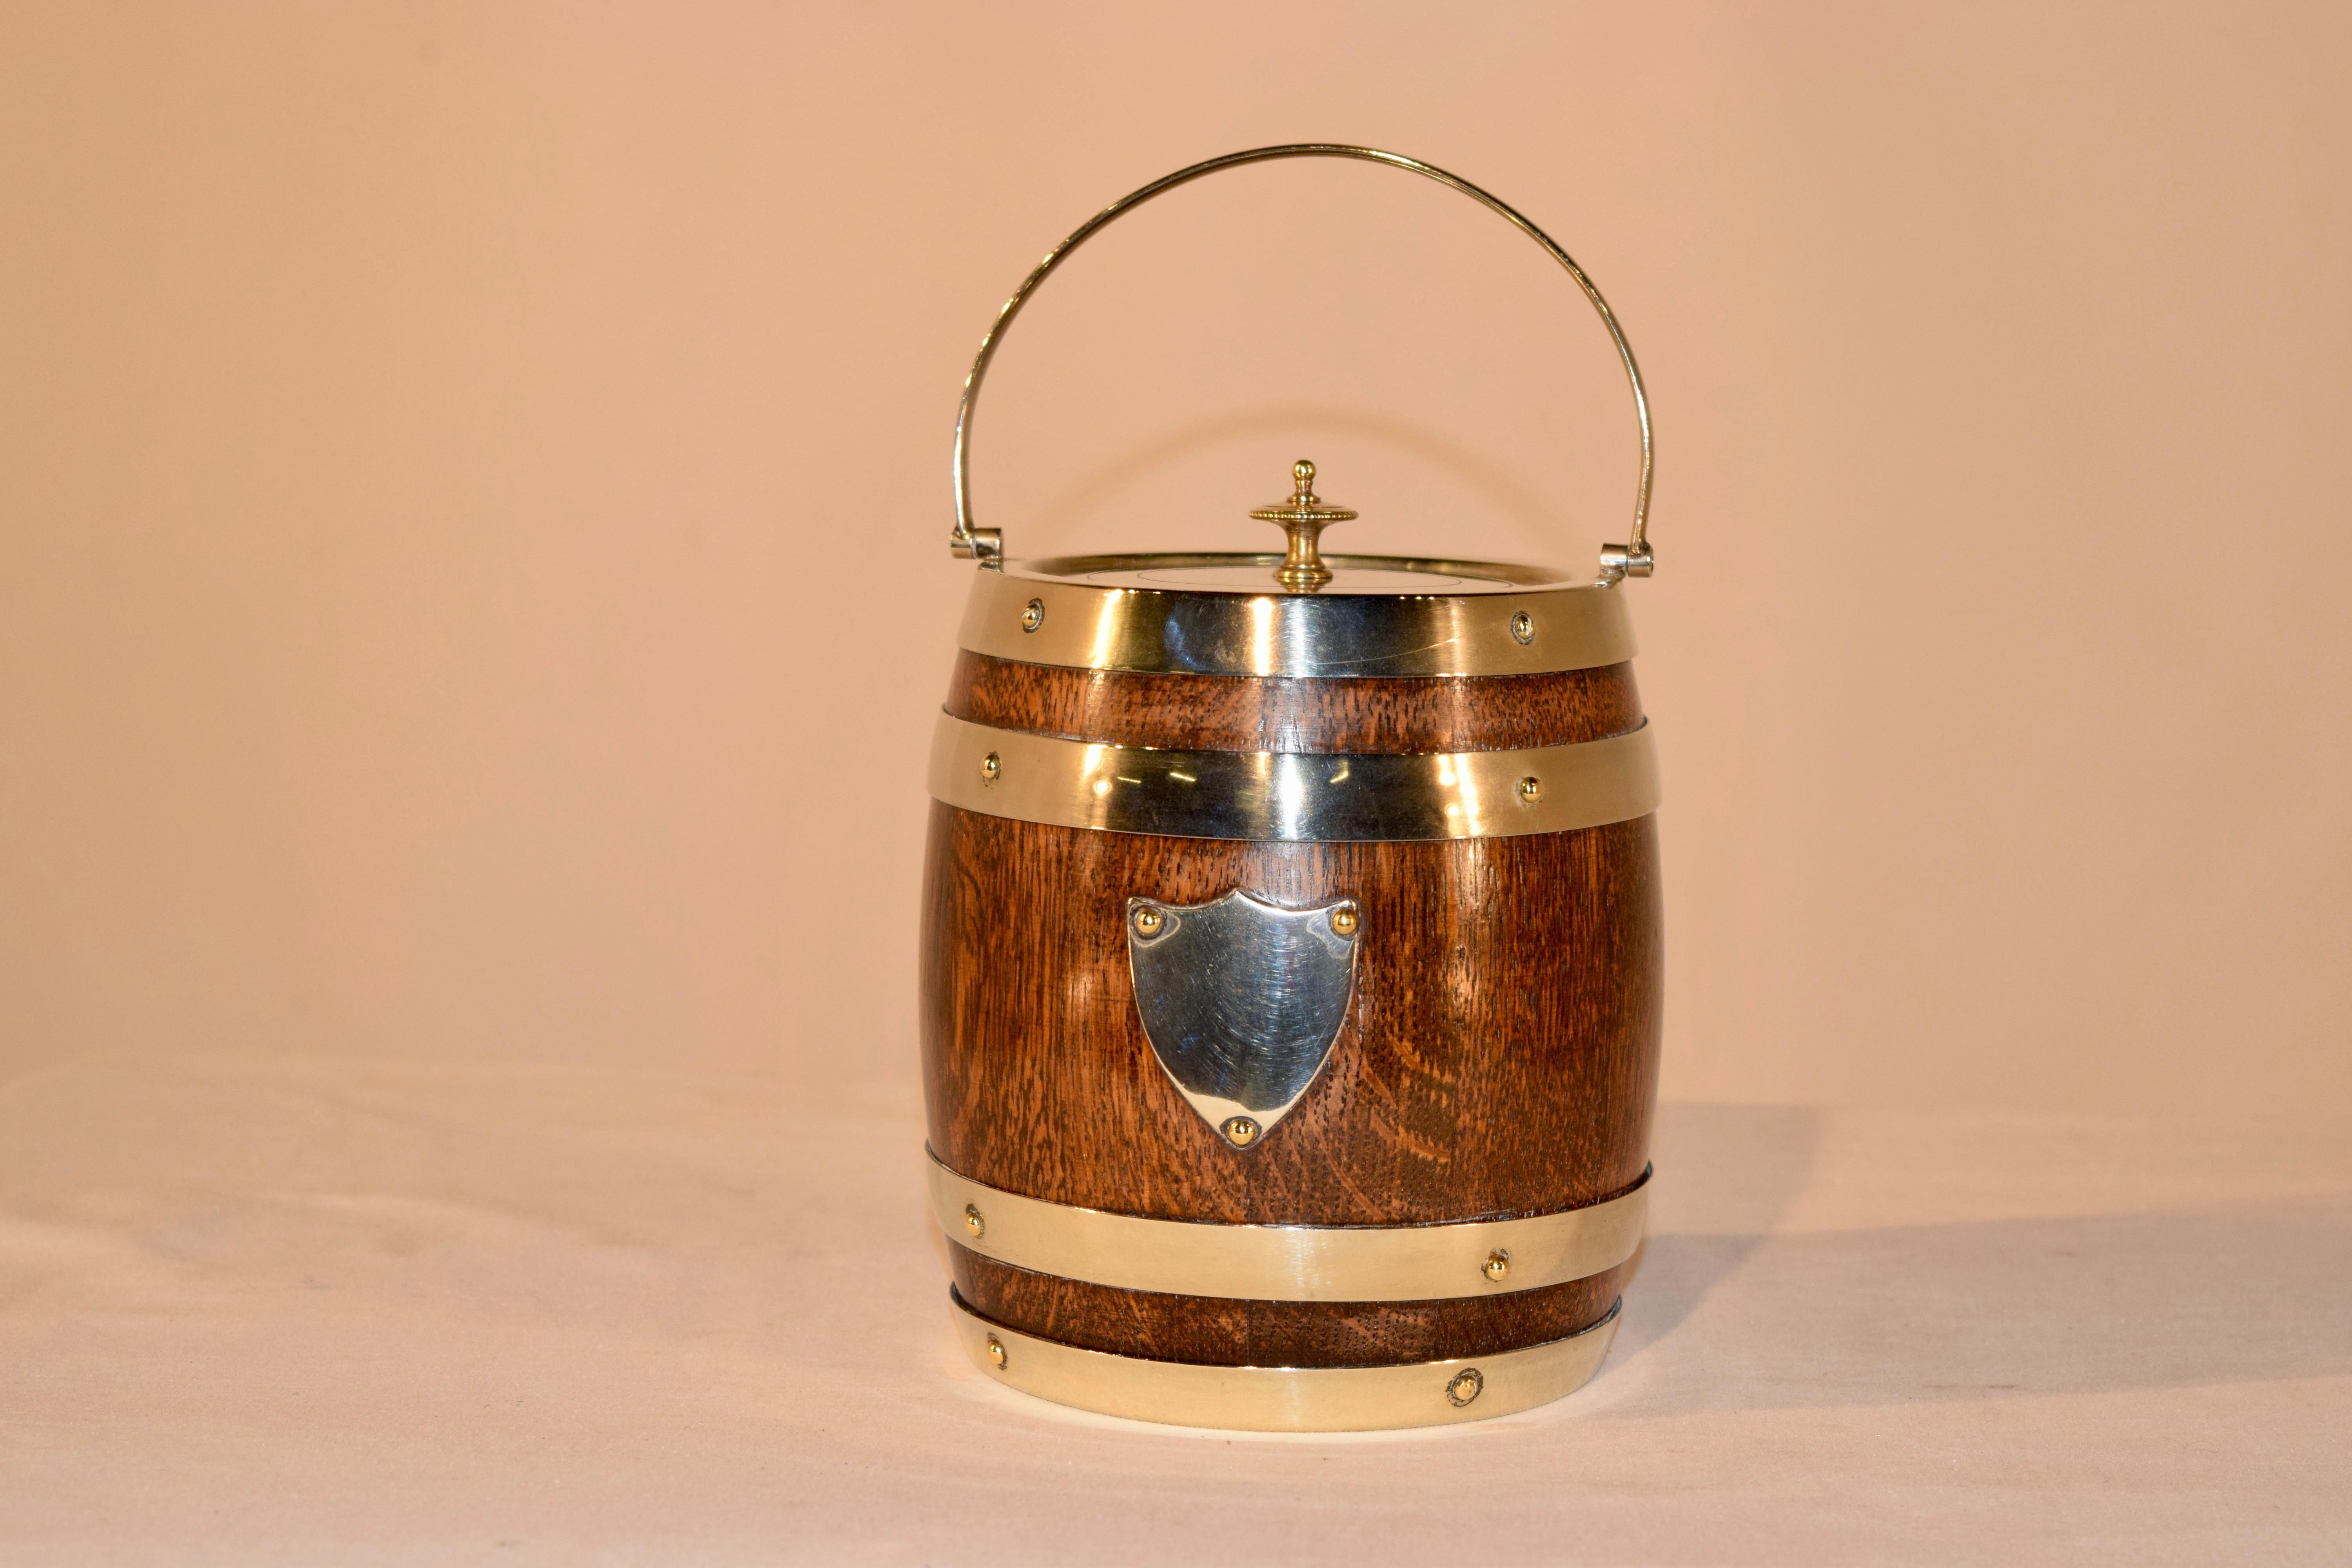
[1249,459,1356,594]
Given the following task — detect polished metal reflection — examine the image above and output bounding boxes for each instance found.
[926,1151,1650,1302]
[1127,890,1359,1146]
[949,1290,1622,1432]
[927,714,1659,842]
[1249,459,1356,592]
[957,556,1636,677]
[946,145,1655,584]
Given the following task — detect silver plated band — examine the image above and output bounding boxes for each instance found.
[928,713,1660,842]
[960,557,1637,677]
[932,1152,1649,1302]
[953,1291,1622,1432]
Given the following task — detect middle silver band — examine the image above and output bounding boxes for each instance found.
[927,713,1659,842]
[931,1151,1650,1302]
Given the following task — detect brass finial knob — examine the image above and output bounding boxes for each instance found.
[1249,459,1357,592]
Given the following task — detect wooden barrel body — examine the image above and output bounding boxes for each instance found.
[922,143,1669,1430]
[919,560,1664,1430]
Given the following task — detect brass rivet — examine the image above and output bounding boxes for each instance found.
[1132,907,1163,937]
[1510,611,1535,644]
[1483,1249,1510,1282]
[984,1334,1006,1369]
[1518,775,1543,805]
[1446,1368,1485,1407]
[1329,906,1359,937]
[1222,1115,1260,1147]
[1020,598,1045,632]
[964,1203,985,1239]
[980,751,1001,784]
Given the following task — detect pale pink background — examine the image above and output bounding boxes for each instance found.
[2,5,2347,1562]
[4,4,2345,1116]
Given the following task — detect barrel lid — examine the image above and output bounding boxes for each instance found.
[1008,459,1571,597]
[1007,552,1560,595]
[955,457,1631,678]
[961,507,1625,680]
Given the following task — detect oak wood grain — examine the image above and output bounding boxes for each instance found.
[945,651,1642,753]
[920,805,1661,1226]
[920,655,1662,1370]
[950,1249,1630,1368]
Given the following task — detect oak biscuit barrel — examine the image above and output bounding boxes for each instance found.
[919,146,1667,1432]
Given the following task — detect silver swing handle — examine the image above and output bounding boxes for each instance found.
[949,143,1656,584]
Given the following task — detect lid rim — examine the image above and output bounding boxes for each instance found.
[1003,550,1586,599]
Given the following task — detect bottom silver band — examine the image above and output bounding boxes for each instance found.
[951,1291,1622,1432]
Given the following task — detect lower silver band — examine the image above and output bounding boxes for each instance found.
[931,1150,1648,1302]
[953,1291,1622,1432]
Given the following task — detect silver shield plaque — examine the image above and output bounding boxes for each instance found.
[1125,890,1361,1149]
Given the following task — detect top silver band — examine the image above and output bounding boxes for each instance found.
[960,557,1637,678]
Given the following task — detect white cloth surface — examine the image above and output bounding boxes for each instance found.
[3,1057,2346,1564]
